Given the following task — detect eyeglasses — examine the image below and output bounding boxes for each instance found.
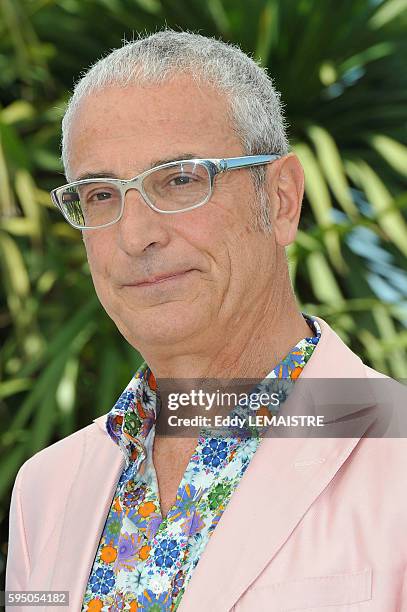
[50,154,282,230]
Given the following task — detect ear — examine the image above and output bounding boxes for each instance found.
[267,152,304,246]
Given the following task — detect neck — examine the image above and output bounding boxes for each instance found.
[139,272,311,381]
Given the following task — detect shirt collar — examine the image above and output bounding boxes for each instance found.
[105,313,321,463]
[106,363,159,464]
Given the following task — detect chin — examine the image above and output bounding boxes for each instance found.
[114,302,210,351]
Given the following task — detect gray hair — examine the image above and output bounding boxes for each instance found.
[61,30,290,232]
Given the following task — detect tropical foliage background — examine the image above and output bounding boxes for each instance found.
[0,0,406,585]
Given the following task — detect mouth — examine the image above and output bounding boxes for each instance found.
[123,269,197,288]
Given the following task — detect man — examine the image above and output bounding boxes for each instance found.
[6,30,407,612]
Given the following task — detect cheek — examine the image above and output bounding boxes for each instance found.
[83,235,115,296]
[179,185,254,248]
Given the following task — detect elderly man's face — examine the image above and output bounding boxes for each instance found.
[68,76,284,350]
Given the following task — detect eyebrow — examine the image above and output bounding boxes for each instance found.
[73,153,202,182]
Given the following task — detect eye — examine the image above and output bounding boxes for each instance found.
[88,190,113,201]
[168,174,196,187]
[79,186,118,204]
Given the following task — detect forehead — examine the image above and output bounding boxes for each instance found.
[68,76,242,180]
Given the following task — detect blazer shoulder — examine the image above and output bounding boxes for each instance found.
[8,420,112,576]
[363,363,389,379]
[361,364,407,440]
[15,419,106,491]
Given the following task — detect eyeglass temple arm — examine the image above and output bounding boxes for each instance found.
[218,154,283,172]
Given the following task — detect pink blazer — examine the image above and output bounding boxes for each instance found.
[6,316,407,611]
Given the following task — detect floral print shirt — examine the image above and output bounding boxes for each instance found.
[81,314,321,612]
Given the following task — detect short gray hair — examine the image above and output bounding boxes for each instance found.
[61,30,290,231]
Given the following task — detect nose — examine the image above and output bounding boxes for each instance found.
[116,186,171,255]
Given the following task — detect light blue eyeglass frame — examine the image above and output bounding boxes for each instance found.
[50,153,283,230]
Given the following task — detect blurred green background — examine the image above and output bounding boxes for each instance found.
[1,0,407,586]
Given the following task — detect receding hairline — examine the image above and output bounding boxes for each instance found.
[62,72,244,182]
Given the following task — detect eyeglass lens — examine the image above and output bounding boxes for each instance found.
[57,162,211,227]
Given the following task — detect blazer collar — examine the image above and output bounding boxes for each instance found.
[48,423,125,610]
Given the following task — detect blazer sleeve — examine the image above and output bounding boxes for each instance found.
[5,461,31,590]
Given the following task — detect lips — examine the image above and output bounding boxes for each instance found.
[123,269,195,287]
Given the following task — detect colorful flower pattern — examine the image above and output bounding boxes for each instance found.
[81,314,321,611]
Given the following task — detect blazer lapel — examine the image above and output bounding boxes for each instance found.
[48,415,125,610]
[177,317,378,612]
